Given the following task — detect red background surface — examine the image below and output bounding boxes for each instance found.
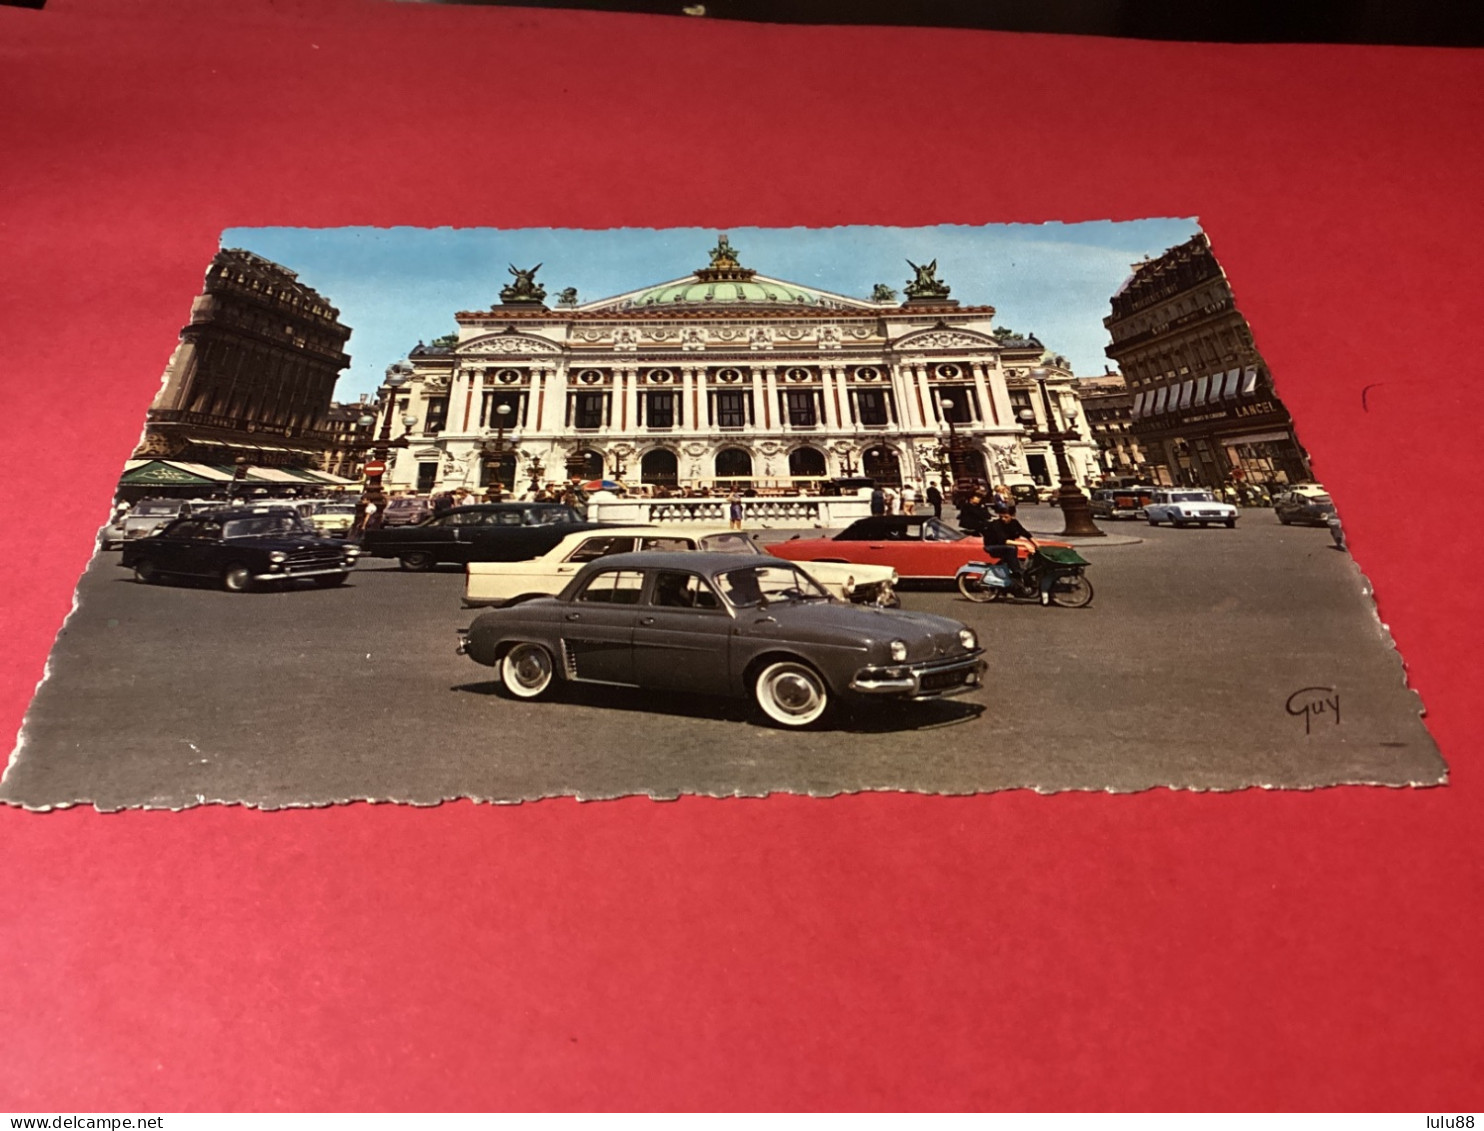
[2,0,1481,1110]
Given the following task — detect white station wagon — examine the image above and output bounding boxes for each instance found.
[1143,489,1239,528]
[464,526,898,608]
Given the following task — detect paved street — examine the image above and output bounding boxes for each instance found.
[1,509,1444,809]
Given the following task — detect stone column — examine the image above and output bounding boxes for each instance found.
[681,369,697,433]
[986,361,1016,431]
[526,366,545,432]
[913,364,935,430]
[970,361,995,425]
[764,366,780,433]
[691,367,708,430]
[820,367,840,430]
[746,367,764,434]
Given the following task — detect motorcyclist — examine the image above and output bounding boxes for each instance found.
[982,506,1035,577]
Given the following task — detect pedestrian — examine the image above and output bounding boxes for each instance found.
[926,481,944,519]
[360,494,384,533]
[900,482,917,514]
[870,484,886,516]
[957,492,990,535]
[883,486,898,515]
[432,490,454,517]
[728,491,744,530]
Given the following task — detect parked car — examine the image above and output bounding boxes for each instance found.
[1089,485,1155,520]
[770,515,1067,580]
[120,506,361,592]
[457,552,986,728]
[1010,483,1043,506]
[99,514,128,550]
[1143,489,1239,528]
[1274,486,1337,526]
[382,496,434,527]
[464,526,898,608]
[120,497,220,541]
[360,503,600,570]
[308,499,359,538]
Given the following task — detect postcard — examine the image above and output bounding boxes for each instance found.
[0,222,1444,809]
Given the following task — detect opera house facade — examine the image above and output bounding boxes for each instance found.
[374,236,1099,496]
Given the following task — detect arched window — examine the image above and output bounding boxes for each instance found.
[714,448,754,481]
[480,453,517,490]
[788,447,826,478]
[565,449,604,480]
[862,445,902,487]
[641,448,678,487]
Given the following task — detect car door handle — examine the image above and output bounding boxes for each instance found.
[565,613,581,621]
[639,616,655,626]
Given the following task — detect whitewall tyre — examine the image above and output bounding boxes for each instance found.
[753,661,830,728]
[500,642,556,699]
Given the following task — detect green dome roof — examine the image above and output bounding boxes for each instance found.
[628,275,830,308]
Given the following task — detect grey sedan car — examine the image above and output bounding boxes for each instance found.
[457,552,986,728]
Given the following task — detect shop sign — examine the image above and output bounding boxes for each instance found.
[1180,409,1230,425]
[1235,400,1277,418]
[122,463,211,485]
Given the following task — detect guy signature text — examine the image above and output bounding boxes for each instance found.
[1286,686,1340,734]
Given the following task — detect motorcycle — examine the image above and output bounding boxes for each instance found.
[955,538,1095,608]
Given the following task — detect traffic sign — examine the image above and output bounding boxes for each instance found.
[364,460,386,475]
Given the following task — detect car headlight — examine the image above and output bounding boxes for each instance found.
[889,640,908,662]
[959,629,977,651]
[269,551,288,563]
[343,546,362,557]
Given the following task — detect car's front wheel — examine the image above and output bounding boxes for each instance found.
[399,552,435,571]
[753,660,831,728]
[133,560,160,585]
[499,642,557,699]
[222,564,255,593]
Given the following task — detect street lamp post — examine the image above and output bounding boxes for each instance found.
[363,363,411,500]
[1020,368,1105,538]
[938,396,964,486]
[480,402,514,501]
[527,455,545,496]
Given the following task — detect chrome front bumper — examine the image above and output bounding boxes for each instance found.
[252,563,356,580]
[849,652,986,699]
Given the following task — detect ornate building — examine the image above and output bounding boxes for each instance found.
[320,398,376,480]
[136,248,352,468]
[1072,371,1149,480]
[376,236,1097,497]
[1104,233,1310,489]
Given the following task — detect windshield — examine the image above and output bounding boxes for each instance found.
[1172,491,1214,502]
[527,508,576,525]
[134,503,181,516]
[921,518,965,541]
[715,563,831,608]
[316,504,357,515]
[697,532,766,555]
[223,514,309,538]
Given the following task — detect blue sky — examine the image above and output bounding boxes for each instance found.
[222,220,1202,402]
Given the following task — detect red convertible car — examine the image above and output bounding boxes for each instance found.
[772,516,1036,580]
